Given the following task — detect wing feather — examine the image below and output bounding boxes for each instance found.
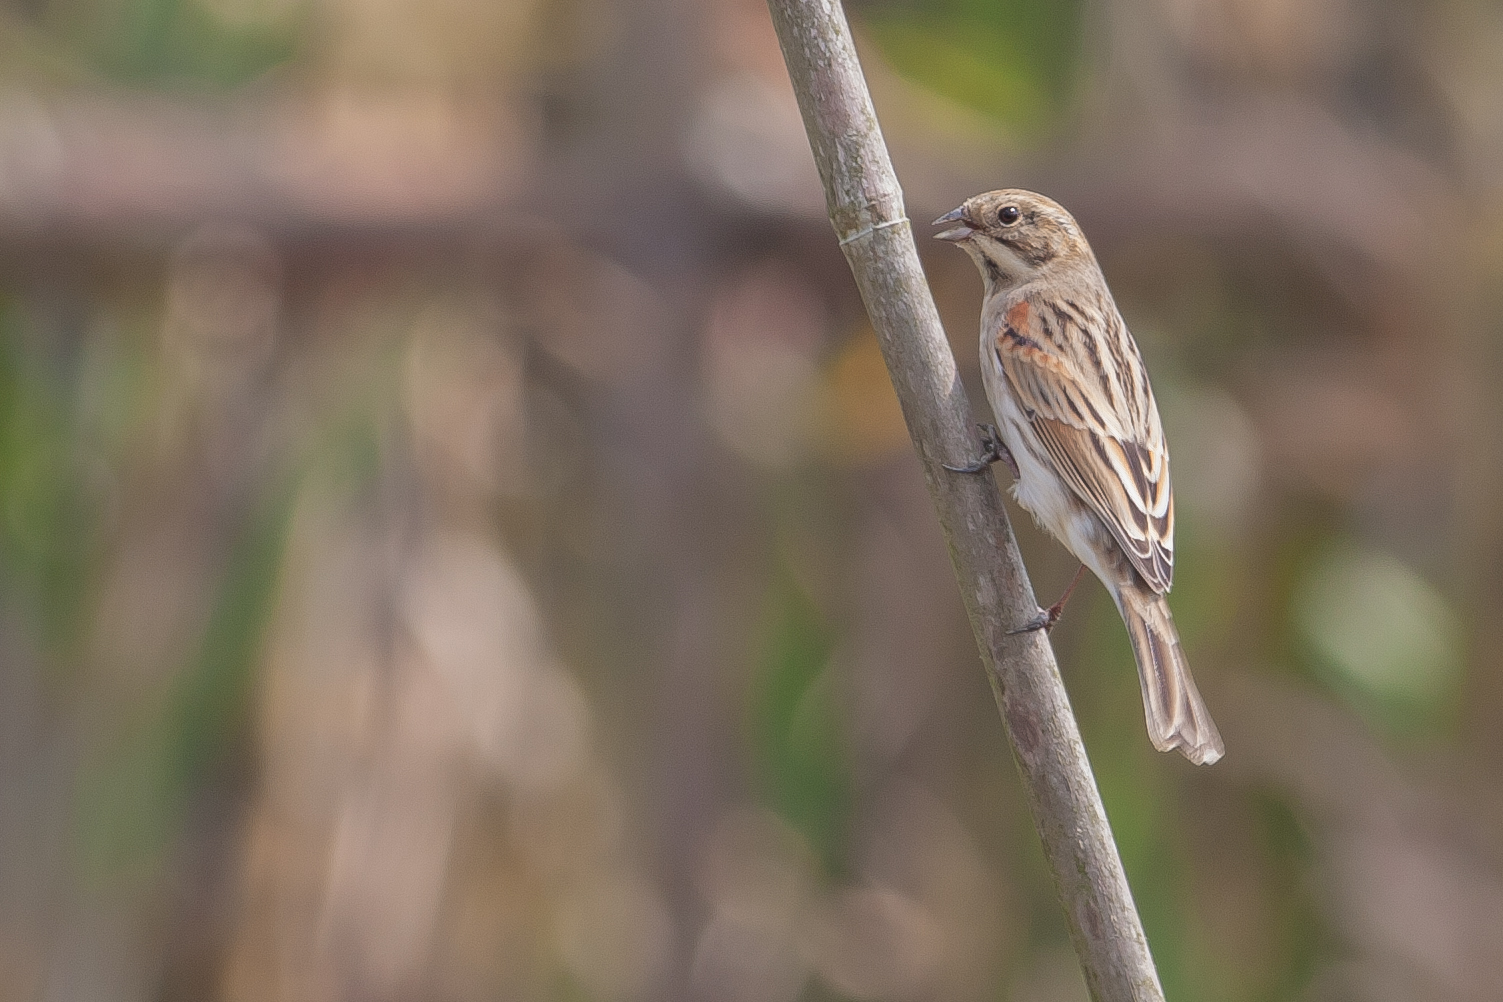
[996,296,1175,593]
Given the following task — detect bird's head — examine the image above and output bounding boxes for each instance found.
[933,189,1092,292]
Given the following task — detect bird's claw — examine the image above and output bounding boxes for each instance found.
[1007,564,1087,636]
[1007,607,1059,636]
[944,424,1018,477]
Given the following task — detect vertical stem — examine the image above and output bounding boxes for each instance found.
[762,1,1166,998]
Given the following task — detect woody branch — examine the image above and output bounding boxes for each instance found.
[762,0,1166,998]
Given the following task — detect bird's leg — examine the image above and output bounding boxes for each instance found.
[944,424,1019,478]
[1008,563,1088,635]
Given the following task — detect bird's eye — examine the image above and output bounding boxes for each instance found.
[998,205,1021,225]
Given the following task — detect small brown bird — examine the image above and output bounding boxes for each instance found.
[935,189,1223,765]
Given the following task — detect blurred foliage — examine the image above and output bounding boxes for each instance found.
[857,0,1081,132]
[1252,791,1325,1002]
[0,299,97,662]
[76,481,293,880]
[41,0,298,85]
[1294,542,1463,738]
[749,566,849,876]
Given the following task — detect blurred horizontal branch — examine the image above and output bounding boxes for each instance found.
[0,90,531,242]
[0,85,1452,279]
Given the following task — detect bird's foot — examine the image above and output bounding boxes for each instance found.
[1007,564,1088,636]
[1007,609,1057,636]
[944,424,1019,478]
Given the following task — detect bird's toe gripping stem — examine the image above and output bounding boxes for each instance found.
[944,424,1019,478]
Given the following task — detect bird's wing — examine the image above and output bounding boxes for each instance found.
[992,295,1174,593]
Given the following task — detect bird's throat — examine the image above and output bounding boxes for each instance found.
[965,236,1035,295]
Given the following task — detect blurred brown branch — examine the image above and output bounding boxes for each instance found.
[763,0,1165,999]
[0,91,529,241]
[0,86,1450,290]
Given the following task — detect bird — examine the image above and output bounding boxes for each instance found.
[933,189,1223,765]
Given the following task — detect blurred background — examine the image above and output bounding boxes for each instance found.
[1,0,1502,998]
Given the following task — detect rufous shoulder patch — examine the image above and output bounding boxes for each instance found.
[1005,300,1031,330]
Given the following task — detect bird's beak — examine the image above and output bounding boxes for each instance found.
[932,206,973,242]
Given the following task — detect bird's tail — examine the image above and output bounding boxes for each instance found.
[1113,585,1224,765]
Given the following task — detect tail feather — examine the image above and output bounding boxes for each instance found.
[1115,587,1223,765]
